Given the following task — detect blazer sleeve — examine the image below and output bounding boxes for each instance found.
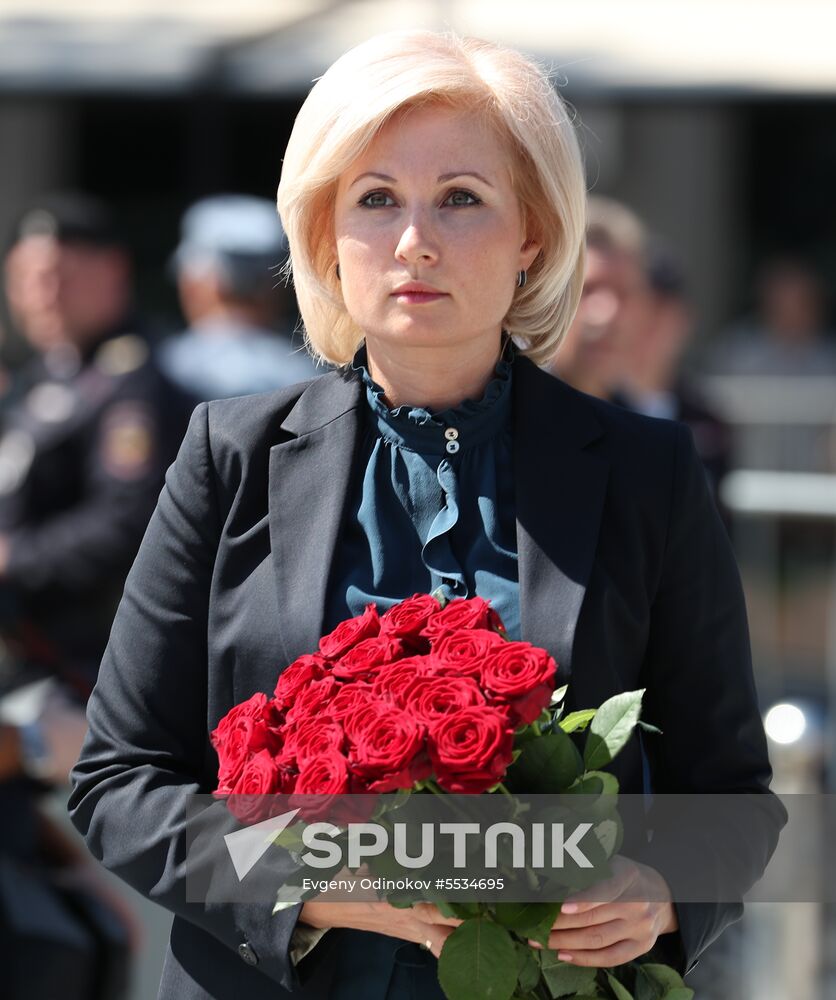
[637,421,787,974]
[67,402,306,994]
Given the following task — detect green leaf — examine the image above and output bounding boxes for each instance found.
[566,770,620,824]
[386,895,415,908]
[661,991,694,1000]
[507,729,583,793]
[584,690,645,770]
[550,684,569,706]
[539,951,598,996]
[559,709,597,733]
[494,902,561,947]
[270,822,307,850]
[514,941,542,994]
[438,918,519,1000]
[442,901,483,919]
[568,771,620,798]
[638,965,688,990]
[636,720,662,736]
[634,974,661,1000]
[605,971,635,1000]
[593,817,621,858]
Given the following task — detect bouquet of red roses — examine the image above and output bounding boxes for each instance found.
[211,594,556,813]
[211,594,692,1000]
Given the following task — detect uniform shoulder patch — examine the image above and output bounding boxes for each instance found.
[99,401,155,480]
[94,335,149,377]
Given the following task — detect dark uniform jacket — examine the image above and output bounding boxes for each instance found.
[68,357,785,998]
[0,325,188,697]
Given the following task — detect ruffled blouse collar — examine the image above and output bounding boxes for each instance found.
[350,340,514,454]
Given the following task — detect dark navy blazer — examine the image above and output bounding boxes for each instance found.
[68,356,784,999]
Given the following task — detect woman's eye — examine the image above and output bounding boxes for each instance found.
[359,191,395,208]
[444,189,481,207]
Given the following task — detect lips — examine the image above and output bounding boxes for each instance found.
[391,282,448,303]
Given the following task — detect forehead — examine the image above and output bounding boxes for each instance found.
[345,103,513,178]
[584,245,643,287]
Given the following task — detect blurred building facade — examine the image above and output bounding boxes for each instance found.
[0,1,834,354]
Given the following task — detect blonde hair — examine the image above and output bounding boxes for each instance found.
[277,30,587,367]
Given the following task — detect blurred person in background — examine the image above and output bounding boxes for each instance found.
[703,257,836,376]
[549,195,646,400]
[553,196,731,515]
[610,244,733,516]
[0,192,189,1000]
[158,194,319,404]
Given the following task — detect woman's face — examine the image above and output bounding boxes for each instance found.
[333,104,540,355]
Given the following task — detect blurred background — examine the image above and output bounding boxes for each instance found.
[0,2,834,998]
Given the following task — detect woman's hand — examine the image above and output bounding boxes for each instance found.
[300,899,460,958]
[530,856,678,966]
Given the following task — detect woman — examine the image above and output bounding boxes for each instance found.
[69,30,784,1000]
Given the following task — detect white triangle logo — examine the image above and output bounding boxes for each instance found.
[224,808,301,881]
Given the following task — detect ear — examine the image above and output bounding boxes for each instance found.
[519,236,542,273]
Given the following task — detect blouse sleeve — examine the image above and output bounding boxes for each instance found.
[637,421,787,973]
[68,402,306,993]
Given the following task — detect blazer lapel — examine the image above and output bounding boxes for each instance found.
[268,370,364,667]
[514,360,609,690]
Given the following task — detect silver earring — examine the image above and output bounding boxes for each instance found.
[336,264,341,280]
[517,270,527,288]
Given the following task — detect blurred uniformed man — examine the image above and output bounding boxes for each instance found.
[0,192,189,770]
[0,194,188,1000]
[158,193,319,403]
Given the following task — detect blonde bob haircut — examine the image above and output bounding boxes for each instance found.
[277,30,587,368]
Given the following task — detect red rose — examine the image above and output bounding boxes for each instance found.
[340,700,391,743]
[371,655,435,707]
[346,706,430,792]
[319,604,380,659]
[406,674,486,725]
[293,750,351,796]
[380,594,441,647]
[329,682,374,720]
[282,718,346,768]
[428,706,515,794]
[273,654,328,710]
[285,675,339,725]
[332,636,407,680]
[481,642,557,726]
[290,750,351,822]
[422,597,506,640]
[226,748,286,824]
[432,629,506,679]
[211,692,277,794]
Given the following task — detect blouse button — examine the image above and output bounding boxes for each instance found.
[446,440,460,454]
[444,427,459,441]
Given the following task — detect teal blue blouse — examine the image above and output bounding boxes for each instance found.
[325,342,521,640]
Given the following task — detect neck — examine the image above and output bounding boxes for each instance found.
[364,333,504,411]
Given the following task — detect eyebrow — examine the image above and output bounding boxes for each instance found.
[349,170,494,188]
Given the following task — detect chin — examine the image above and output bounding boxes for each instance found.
[367,319,461,347]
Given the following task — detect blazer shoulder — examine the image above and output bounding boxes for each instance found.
[533,361,683,458]
[202,370,342,452]
[202,369,357,450]
[586,388,683,452]
[196,368,362,494]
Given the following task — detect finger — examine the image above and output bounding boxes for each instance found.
[552,938,648,967]
[543,919,628,953]
[562,859,640,913]
[549,900,649,930]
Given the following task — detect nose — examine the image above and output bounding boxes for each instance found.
[394,210,439,266]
